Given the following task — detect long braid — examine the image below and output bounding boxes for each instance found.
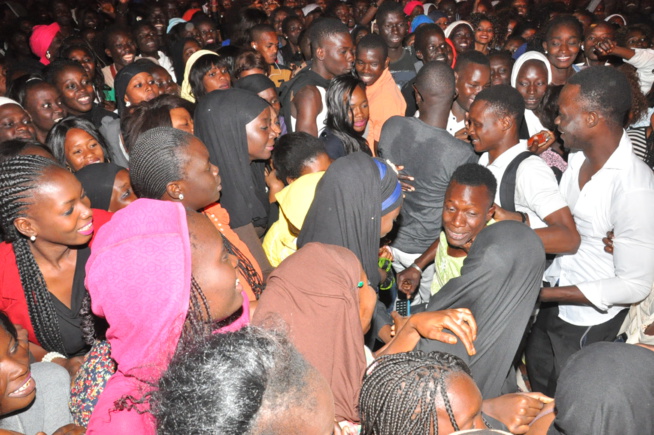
[359,351,473,435]
[220,234,265,299]
[0,155,67,354]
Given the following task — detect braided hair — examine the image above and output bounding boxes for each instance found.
[130,127,264,298]
[359,351,478,435]
[0,155,68,354]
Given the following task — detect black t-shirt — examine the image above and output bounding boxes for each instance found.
[389,48,418,89]
[378,116,478,253]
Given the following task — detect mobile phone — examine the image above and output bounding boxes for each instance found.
[396,299,411,317]
[528,132,547,148]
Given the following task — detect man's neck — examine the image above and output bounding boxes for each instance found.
[311,61,333,80]
[388,46,404,62]
[487,136,519,164]
[451,101,466,122]
[582,128,623,174]
[419,103,449,129]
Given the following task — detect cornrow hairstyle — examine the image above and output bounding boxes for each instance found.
[359,350,479,435]
[0,155,68,354]
[45,116,111,170]
[188,53,231,100]
[324,74,371,156]
[130,127,265,298]
[0,139,51,162]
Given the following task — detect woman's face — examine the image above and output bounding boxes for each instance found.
[380,204,401,238]
[108,169,137,212]
[348,84,369,134]
[544,24,581,70]
[515,60,548,110]
[451,24,474,53]
[626,30,651,49]
[64,128,106,172]
[202,64,231,93]
[151,68,180,96]
[19,167,95,246]
[55,67,94,115]
[67,48,96,79]
[474,19,494,46]
[169,107,194,134]
[257,87,281,113]
[124,72,160,107]
[246,107,280,161]
[182,40,202,64]
[436,373,485,433]
[189,213,243,321]
[24,83,66,134]
[0,327,34,416]
[0,104,36,142]
[176,137,221,210]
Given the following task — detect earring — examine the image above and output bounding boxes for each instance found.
[178,193,185,200]
[45,51,51,59]
[30,235,36,242]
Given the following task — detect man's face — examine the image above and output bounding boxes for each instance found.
[512,0,528,16]
[555,84,588,151]
[442,181,495,252]
[355,47,388,86]
[489,56,512,86]
[379,11,408,50]
[455,63,491,112]
[416,30,448,63]
[353,0,369,24]
[318,33,355,77]
[467,100,505,154]
[105,32,136,67]
[253,31,279,65]
[440,0,457,22]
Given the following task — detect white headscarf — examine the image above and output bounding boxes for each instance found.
[0,97,23,108]
[510,50,553,87]
[444,20,473,38]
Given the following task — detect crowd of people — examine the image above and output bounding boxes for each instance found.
[0,0,654,433]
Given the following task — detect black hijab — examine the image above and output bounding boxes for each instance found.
[234,74,276,94]
[194,88,271,229]
[416,221,545,399]
[114,60,156,116]
[549,342,654,435]
[74,162,124,211]
[297,152,401,286]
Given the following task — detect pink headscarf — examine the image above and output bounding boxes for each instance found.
[29,23,60,65]
[85,199,192,433]
[404,0,423,15]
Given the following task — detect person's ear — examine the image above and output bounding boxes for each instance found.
[587,111,599,128]
[165,180,184,201]
[315,45,325,61]
[384,56,390,69]
[105,48,113,59]
[486,203,496,221]
[286,176,296,184]
[13,217,36,240]
[541,41,548,53]
[416,49,424,60]
[250,40,258,50]
[499,114,513,131]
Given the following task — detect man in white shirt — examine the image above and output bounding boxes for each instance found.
[525,66,654,396]
[467,85,580,255]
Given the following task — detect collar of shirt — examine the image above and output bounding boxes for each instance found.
[568,129,632,172]
[366,68,395,98]
[479,140,528,168]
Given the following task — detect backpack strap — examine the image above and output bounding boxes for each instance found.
[499,151,536,213]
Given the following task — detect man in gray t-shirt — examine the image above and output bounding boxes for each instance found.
[378,62,477,304]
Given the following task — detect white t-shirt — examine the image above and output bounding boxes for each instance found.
[478,141,568,229]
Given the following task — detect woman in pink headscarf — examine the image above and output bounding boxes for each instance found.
[29,23,63,66]
[85,198,250,433]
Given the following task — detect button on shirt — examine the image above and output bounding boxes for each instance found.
[546,132,654,326]
[478,141,568,229]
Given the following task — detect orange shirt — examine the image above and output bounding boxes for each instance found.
[203,203,264,302]
[366,68,407,155]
